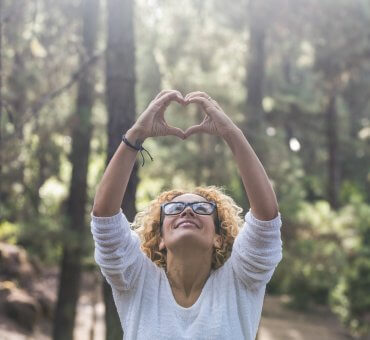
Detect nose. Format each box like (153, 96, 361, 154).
(180, 205, 195, 217)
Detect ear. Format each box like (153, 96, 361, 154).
(159, 237, 166, 251)
(213, 235, 222, 249)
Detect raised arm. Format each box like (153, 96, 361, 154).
(184, 91, 278, 221)
(92, 90, 186, 217)
(91, 90, 187, 291)
(222, 129, 278, 220)
(184, 91, 282, 290)
(92, 132, 139, 217)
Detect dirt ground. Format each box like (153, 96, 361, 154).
(0, 270, 354, 340)
(258, 295, 353, 340)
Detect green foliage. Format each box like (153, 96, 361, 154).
(17, 215, 65, 266)
(264, 132, 307, 218)
(270, 201, 355, 309)
(1, 0, 370, 337)
(0, 221, 20, 245)
(278, 237, 346, 309)
(269, 201, 370, 336)
(330, 203, 370, 338)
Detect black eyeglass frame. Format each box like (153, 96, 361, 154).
(159, 201, 221, 235)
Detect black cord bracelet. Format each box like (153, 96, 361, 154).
(122, 134, 154, 167)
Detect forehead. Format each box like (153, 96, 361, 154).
(171, 193, 207, 203)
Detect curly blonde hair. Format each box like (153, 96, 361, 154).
(132, 185, 244, 271)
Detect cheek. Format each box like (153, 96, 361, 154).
(200, 218, 216, 236)
(161, 217, 175, 234)
(205, 215, 216, 227)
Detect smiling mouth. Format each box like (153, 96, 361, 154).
(175, 222, 199, 229)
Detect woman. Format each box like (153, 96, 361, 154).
(91, 90, 283, 339)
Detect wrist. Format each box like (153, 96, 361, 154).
(222, 125, 242, 142)
(125, 127, 147, 147)
(123, 128, 154, 167)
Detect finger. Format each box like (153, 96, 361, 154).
(185, 91, 210, 101)
(187, 94, 222, 112)
(186, 93, 219, 109)
(184, 91, 199, 100)
(185, 91, 206, 99)
(165, 125, 186, 139)
(151, 91, 171, 106)
(210, 99, 222, 110)
(154, 89, 181, 99)
(187, 96, 214, 112)
(151, 93, 183, 117)
(154, 90, 171, 100)
(155, 91, 185, 109)
(153, 90, 184, 105)
(184, 124, 206, 138)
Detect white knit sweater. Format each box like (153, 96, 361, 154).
(91, 208, 282, 340)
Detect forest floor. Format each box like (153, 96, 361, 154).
(0, 269, 354, 340)
(258, 294, 352, 340)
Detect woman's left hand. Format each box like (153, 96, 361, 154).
(184, 91, 238, 139)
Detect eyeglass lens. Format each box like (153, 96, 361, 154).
(164, 202, 214, 215)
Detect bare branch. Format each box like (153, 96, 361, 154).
(2, 49, 104, 143)
(31, 50, 103, 114)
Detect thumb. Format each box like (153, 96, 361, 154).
(184, 124, 204, 138)
(165, 125, 186, 140)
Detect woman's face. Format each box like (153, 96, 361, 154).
(159, 193, 222, 253)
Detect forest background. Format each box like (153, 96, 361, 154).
(0, 0, 369, 339)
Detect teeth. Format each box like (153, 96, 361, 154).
(178, 222, 197, 228)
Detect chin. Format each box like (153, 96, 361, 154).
(166, 235, 211, 251)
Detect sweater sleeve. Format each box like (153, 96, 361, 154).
(90, 209, 145, 292)
(230, 209, 283, 291)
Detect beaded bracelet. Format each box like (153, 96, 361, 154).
(122, 134, 153, 167)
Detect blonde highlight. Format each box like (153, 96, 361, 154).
(132, 186, 244, 271)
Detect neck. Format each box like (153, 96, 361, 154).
(166, 250, 213, 297)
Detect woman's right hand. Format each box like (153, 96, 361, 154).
(128, 90, 186, 141)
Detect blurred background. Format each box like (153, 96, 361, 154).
(0, 0, 369, 339)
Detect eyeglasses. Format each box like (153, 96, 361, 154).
(161, 201, 217, 216)
(159, 201, 220, 234)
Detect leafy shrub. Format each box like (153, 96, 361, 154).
(270, 201, 355, 310)
(0, 221, 20, 244)
(17, 215, 65, 265)
(330, 202, 370, 338)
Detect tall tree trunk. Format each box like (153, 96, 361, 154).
(0, 0, 3, 205)
(245, 0, 266, 143)
(52, 1, 99, 339)
(241, 0, 268, 210)
(104, 0, 138, 339)
(8, 57, 28, 220)
(242, 0, 270, 176)
(326, 94, 340, 210)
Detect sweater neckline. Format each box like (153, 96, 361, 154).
(161, 269, 213, 312)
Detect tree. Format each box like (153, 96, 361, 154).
(104, 0, 138, 338)
(52, 0, 99, 339)
(0, 0, 3, 195)
(244, 0, 276, 164)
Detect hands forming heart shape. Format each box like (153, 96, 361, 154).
(131, 90, 237, 141)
